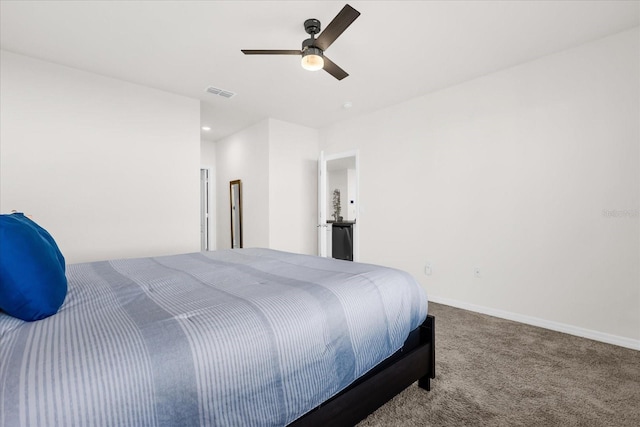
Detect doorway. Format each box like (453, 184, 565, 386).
(200, 167, 215, 251)
(318, 150, 359, 260)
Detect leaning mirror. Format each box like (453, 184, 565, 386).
(230, 180, 243, 248)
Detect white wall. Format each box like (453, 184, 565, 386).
(320, 28, 640, 345)
(0, 51, 201, 263)
(215, 118, 318, 254)
(268, 119, 319, 255)
(215, 120, 270, 249)
(347, 168, 356, 221)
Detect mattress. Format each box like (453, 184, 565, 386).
(0, 248, 427, 426)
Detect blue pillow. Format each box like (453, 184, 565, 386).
(10, 213, 66, 272)
(0, 213, 67, 321)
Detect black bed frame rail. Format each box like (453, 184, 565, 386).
(290, 315, 435, 427)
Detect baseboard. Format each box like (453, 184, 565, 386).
(429, 296, 640, 351)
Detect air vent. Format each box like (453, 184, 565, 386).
(206, 86, 236, 99)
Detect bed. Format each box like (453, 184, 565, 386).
(0, 248, 435, 426)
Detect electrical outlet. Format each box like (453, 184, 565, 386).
(424, 262, 432, 276)
(474, 267, 481, 278)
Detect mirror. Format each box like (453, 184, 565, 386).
(230, 180, 243, 248)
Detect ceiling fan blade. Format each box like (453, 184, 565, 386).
(241, 50, 301, 55)
(323, 56, 348, 80)
(315, 4, 360, 51)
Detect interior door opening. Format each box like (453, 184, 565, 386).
(318, 150, 359, 261)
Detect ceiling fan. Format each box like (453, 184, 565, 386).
(241, 4, 360, 81)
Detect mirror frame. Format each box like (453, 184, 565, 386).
(230, 180, 243, 248)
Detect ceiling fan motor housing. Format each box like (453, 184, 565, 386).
(304, 18, 321, 35)
(302, 37, 322, 54)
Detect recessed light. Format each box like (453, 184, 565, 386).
(201, 126, 211, 131)
(343, 101, 353, 109)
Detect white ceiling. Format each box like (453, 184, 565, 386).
(1, 1, 638, 142)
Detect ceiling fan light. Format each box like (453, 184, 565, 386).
(301, 48, 324, 71)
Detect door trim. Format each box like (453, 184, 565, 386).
(200, 166, 216, 251)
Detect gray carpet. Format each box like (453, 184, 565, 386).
(359, 303, 640, 426)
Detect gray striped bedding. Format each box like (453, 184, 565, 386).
(0, 248, 428, 426)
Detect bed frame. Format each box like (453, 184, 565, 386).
(290, 314, 435, 426)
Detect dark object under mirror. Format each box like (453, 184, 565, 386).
(332, 223, 353, 261)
